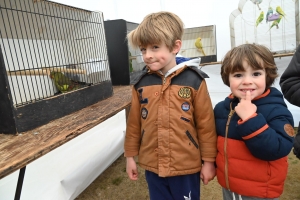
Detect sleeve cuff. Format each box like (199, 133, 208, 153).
(238, 113, 258, 124)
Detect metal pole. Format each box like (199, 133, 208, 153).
(14, 166, 26, 200)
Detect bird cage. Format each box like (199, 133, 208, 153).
(104, 19, 145, 85)
(179, 25, 217, 64)
(0, 0, 113, 134)
(229, 0, 296, 53)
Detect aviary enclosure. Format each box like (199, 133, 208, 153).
(180, 25, 217, 63)
(230, 0, 296, 52)
(0, 0, 112, 134)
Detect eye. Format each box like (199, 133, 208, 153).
(253, 72, 261, 76)
(253, 72, 262, 76)
(152, 45, 159, 49)
(140, 48, 146, 53)
(233, 73, 242, 78)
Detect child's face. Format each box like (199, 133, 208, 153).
(140, 42, 177, 74)
(229, 59, 266, 100)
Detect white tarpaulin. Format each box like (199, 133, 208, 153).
(0, 110, 126, 200)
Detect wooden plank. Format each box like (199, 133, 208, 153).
(0, 85, 132, 179)
(45, 67, 86, 74)
(7, 69, 49, 76)
(273, 52, 294, 58)
(7, 68, 86, 76)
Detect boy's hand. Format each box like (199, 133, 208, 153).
(235, 91, 257, 120)
(200, 161, 216, 185)
(126, 157, 138, 180)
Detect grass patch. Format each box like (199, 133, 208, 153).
(112, 177, 123, 186)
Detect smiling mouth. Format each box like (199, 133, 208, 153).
(240, 89, 255, 92)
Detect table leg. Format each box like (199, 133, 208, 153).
(14, 166, 26, 200)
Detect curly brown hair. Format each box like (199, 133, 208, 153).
(221, 44, 278, 89)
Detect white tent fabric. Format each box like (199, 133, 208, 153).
(0, 56, 299, 200)
(0, 110, 126, 200)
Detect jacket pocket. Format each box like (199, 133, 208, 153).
(186, 130, 199, 149)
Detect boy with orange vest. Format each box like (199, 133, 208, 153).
(215, 44, 294, 200)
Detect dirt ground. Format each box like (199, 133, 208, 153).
(76, 128, 300, 200)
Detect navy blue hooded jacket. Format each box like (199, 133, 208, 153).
(215, 87, 294, 161)
(214, 87, 294, 198)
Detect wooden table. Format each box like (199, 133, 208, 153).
(0, 85, 132, 199)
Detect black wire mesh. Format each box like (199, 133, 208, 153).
(0, 0, 110, 107)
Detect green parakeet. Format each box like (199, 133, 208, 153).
(50, 71, 80, 93)
(268, 15, 282, 31)
(266, 7, 273, 23)
(276, 6, 286, 17)
(256, 11, 264, 27)
(194, 37, 206, 56)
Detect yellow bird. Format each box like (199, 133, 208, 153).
(276, 6, 286, 18)
(194, 37, 206, 56)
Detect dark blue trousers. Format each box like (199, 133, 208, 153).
(145, 170, 200, 200)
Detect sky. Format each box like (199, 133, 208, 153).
(52, 0, 241, 60)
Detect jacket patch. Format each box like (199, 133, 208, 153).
(178, 87, 191, 99)
(180, 116, 190, 122)
(186, 131, 199, 149)
(181, 102, 190, 111)
(284, 124, 295, 137)
(138, 88, 148, 104)
(141, 108, 148, 119)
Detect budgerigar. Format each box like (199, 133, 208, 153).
(194, 37, 206, 56)
(50, 71, 80, 93)
(268, 15, 282, 31)
(276, 6, 286, 17)
(256, 11, 264, 27)
(266, 7, 273, 23)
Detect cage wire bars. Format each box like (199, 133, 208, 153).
(0, 0, 111, 107)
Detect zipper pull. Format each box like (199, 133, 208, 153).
(163, 77, 166, 84)
(226, 109, 235, 126)
(228, 109, 235, 117)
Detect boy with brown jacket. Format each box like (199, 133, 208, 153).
(124, 11, 217, 200)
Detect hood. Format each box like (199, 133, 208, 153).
(165, 58, 201, 78)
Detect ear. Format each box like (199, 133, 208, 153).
(172, 40, 182, 54)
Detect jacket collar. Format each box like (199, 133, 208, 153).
(146, 58, 201, 77)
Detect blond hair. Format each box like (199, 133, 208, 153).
(127, 11, 184, 51)
(221, 44, 278, 88)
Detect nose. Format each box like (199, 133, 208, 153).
(143, 50, 153, 60)
(242, 75, 252, 85)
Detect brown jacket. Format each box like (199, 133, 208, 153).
(124, 60, 217, 177)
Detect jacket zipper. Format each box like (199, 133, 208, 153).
(163, 77, 166, 84)
(224, 102, 235, 190)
